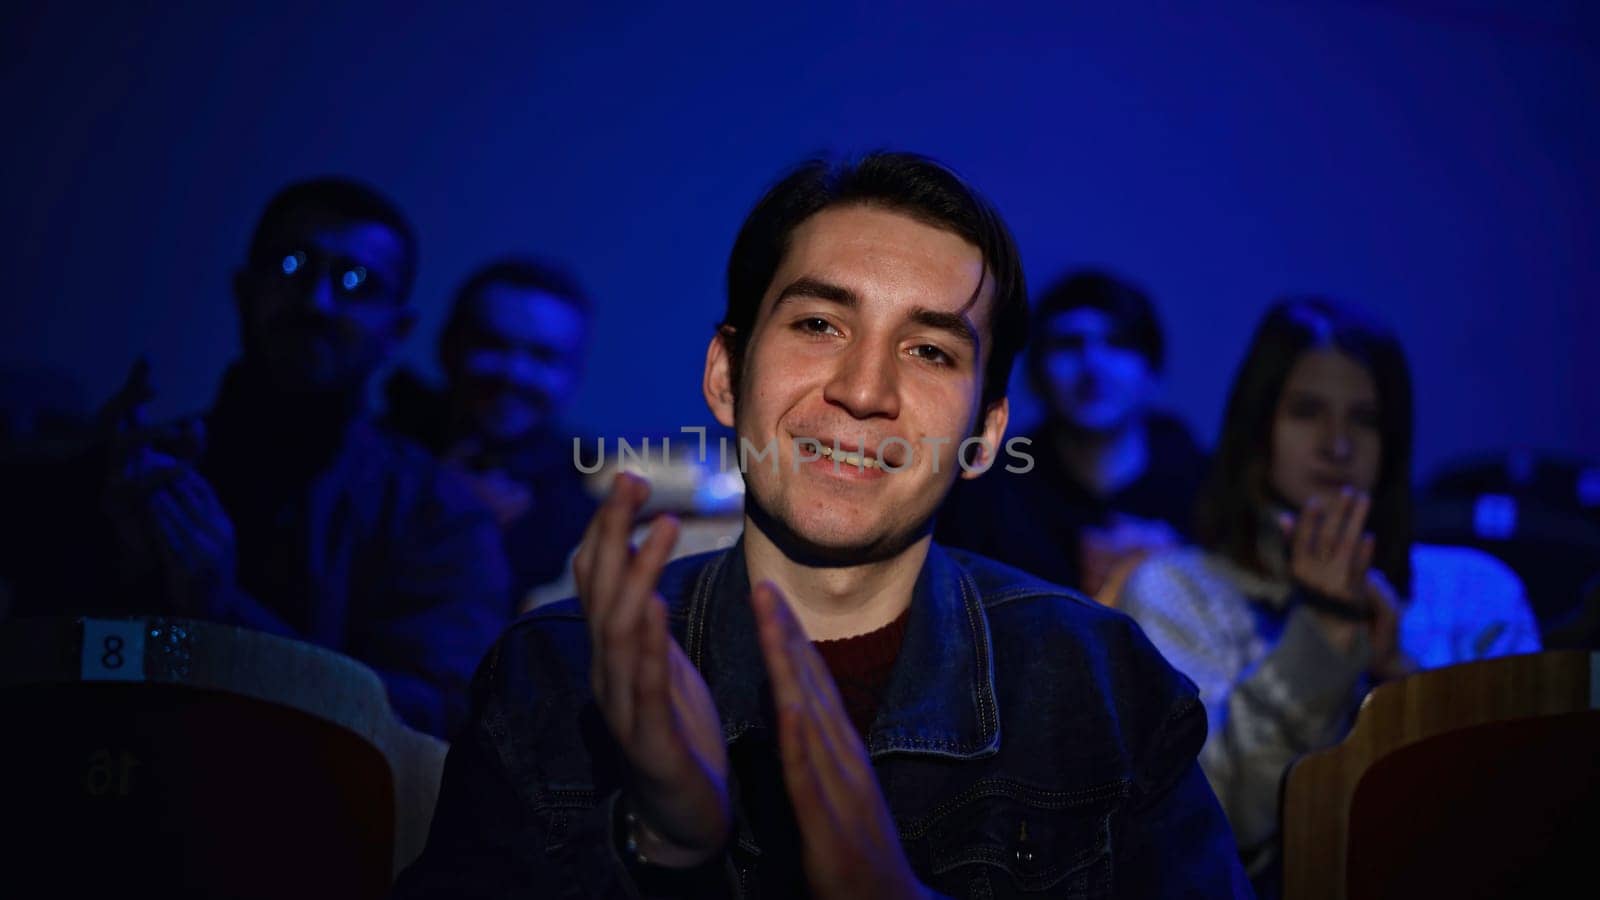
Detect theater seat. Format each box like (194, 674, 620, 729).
(1422, 450, 1600, 525)
(0, 616, 447, 899)
(1281, 650, 1600, 900)
(1412, 495, 1600, 637)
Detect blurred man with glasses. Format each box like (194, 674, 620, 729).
(11, 179, 510, 739)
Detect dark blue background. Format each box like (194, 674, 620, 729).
(4, 0, 1595, 477)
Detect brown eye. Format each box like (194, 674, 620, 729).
(909, 344, 953, 366)
(796, 317, 840, 336)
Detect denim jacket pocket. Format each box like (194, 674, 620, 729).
(533, 786, 600, 851)
(902, 778, 1123, 898)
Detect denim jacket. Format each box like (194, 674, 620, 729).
(396, 542, 1250, 898)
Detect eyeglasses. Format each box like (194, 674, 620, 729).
(267, 248, 395, 304)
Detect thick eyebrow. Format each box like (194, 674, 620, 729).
(909, 307, 978, 353)
(773, 276, 978, 352)
(773, 276, 858, 310)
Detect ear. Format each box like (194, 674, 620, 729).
(703, 326, 737, 429)
(959, 396, 1011, 480)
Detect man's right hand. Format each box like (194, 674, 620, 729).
(98, 360, 237, 616)
(96, 359, 206, 470)
(572, 473, 730, 867)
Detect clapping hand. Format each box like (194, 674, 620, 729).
(573, 474, 731, 866)
(99, 360, 238, 617)
(752, 582, 929, 900)
(1278, 489, 1404, 675)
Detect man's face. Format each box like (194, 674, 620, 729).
(446, 285, 587, 443)
(235, 216, 413, 395)
(1036, 308, 1154, 434)
(705, 205, 1008, 562)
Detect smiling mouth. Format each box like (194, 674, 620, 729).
(817, 445, 883, 469)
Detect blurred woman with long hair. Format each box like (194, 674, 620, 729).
(1119, 297, 1539, 893)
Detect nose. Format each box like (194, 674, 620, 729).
(503, 352, 540, 389)
(1082, 336, 1111, 367)
(297, 271, 337, 317)
(1322, 417, 1353, 462)
(823, 343, 900, 421)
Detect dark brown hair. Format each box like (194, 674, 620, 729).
(722, 151, 1028, 413)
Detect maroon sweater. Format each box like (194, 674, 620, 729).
(811, 608, 912, 737)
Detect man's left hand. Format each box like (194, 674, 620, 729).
(751, 581, 929, 900)
(114, 448, 239, 618)
(1079, 514, 1180, 597)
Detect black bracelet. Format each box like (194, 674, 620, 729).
(1291, 584, 1375, 622)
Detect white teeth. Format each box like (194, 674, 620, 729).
(817, 446, 879, 468)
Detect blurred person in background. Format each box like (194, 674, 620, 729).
(1117, 297, 1540, 896)
(937, 270, 1207, 598)
(2, 178, 510, 739)
(385, 258, 597, 607)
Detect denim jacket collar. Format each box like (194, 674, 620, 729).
(680, 540, 1001, 761)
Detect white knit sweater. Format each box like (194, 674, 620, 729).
(1117, 542, 1540, 871)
